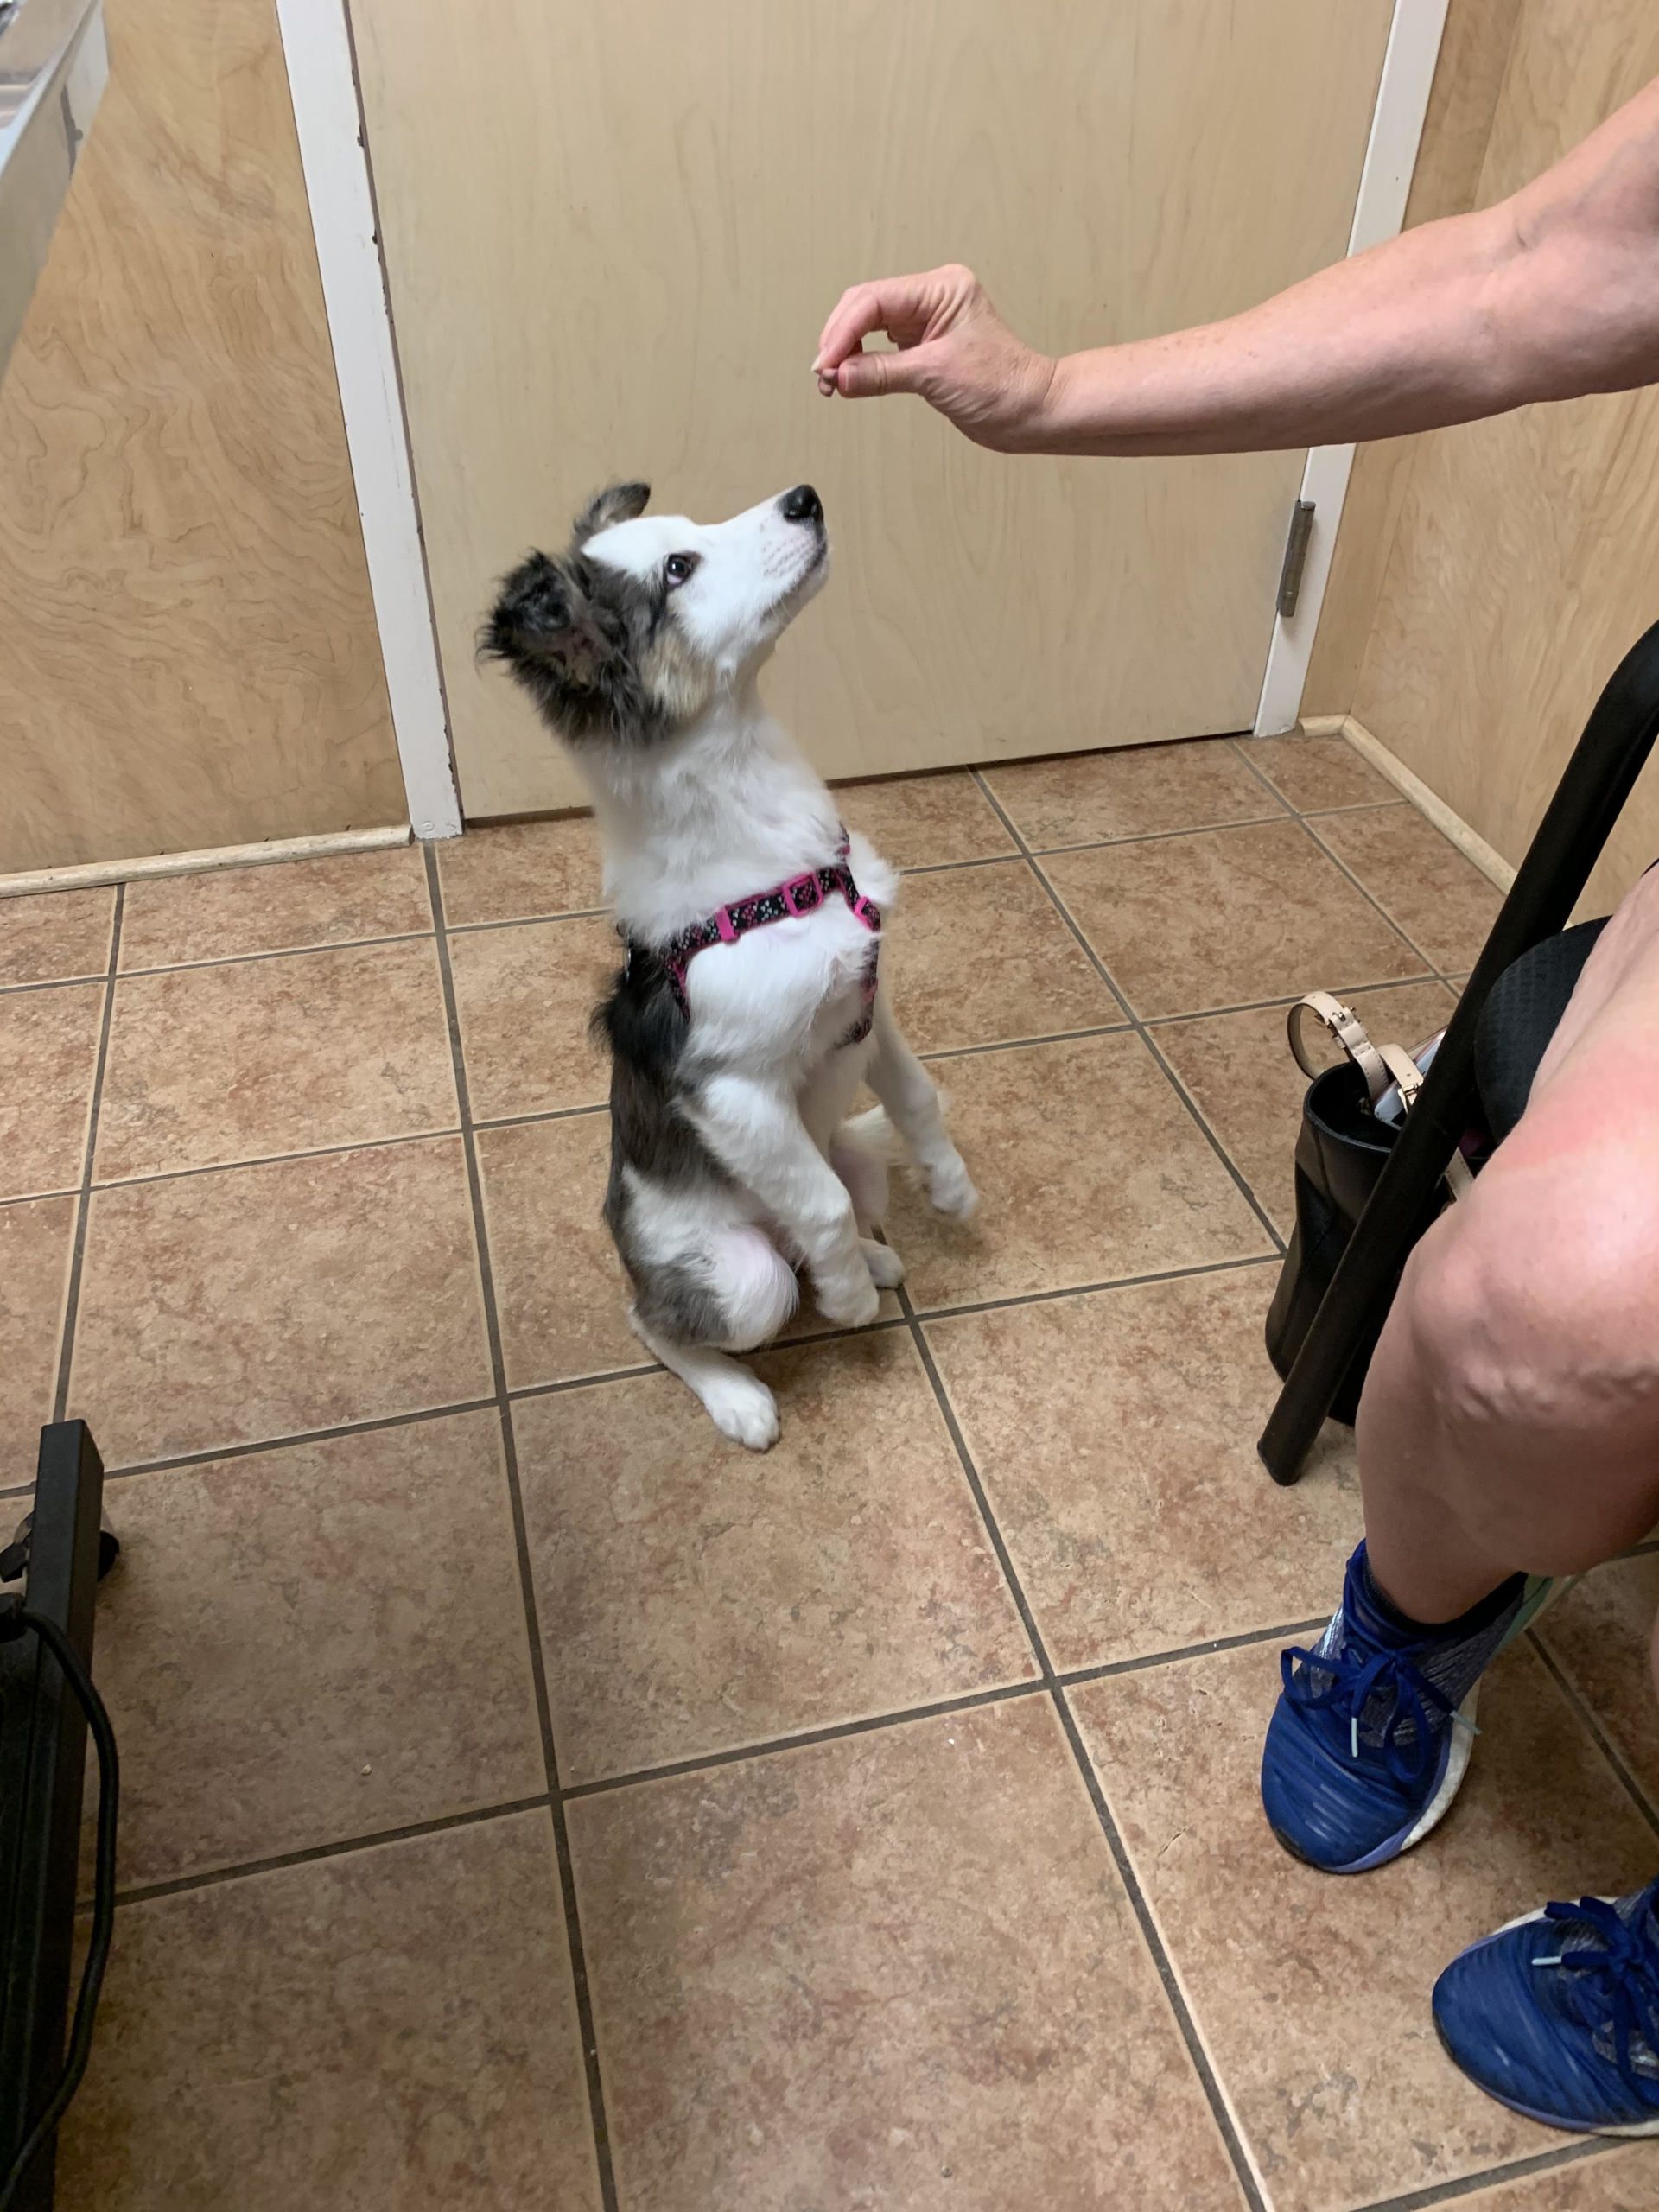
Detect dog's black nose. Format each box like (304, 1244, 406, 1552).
(779, 483, 823, 525)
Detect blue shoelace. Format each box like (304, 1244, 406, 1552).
(1281, 1624, 1464, 1785)
(1531, 1895, 1659, 2106)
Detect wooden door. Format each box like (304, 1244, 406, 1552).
(351, 0, 1393, 817)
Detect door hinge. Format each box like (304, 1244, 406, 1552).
(1275, 499, 1316, 619)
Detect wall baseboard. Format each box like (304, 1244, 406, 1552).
(0, 822, 412, 900)
(1300, 714, 1516, 893)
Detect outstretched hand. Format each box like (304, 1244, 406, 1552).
(812, 264, 1057, 452)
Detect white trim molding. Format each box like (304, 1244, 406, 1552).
(0, 823, 413, 900)
(1253, 0, 1450, 737)
(273, 0, 462, 840)
(1302, 713, 1516, 889)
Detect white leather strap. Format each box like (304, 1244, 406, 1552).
(1290, 996, 1471, 1202)
(1287, 991, 1390, 1104)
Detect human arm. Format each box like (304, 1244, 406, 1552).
(812, 74, 1659, 455)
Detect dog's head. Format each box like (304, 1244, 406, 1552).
(482, 481, 829, 749)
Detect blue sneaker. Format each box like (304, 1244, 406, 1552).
(1433, 1879, 1659, 2134)
(1261, 1544, 1558, 1873)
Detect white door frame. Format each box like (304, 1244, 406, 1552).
(272, 0, 462, 840)
(276, 0, 1446, 817)
(1253, 0, 1449, 736)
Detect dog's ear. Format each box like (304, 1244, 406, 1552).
(481, 550, 615, 694)
(573, 480, 651, 540)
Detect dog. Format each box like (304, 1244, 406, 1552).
(483, 480, 977, 1448)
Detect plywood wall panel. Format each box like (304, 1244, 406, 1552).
(0, 0, 404, 876)
(1350, 0, 1659, 915)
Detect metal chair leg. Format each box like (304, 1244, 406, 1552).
(1259, 616, 1659, 1484)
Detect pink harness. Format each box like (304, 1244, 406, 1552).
(649, 831, 883, 1044)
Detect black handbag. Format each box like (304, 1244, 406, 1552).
(1264, 918, 1611, 1424)
(1263, 993, 1467, 1426)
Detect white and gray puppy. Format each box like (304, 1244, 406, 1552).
(484, 480, 976, 1449)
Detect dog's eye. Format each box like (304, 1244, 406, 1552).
(664, 553, 699, 588)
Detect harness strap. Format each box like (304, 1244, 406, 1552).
(638, 830, 883, 1041)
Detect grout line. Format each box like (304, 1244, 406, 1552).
(970, 773, 1288, 1258)
(90, 1397, 501, 1484)
(505, 1315, 913, 1407)
(919, 1020, 1133, 1063)
(1058, 1617, 1327, 1690)
(82, 1104, 617, 1197)
(1142, 974, 1456, 1031)
(1296, 811, 1460, 988)
(424, 844, 619, 2211)
(1527, 1628, 1659, 1840)
(89, 1125, 466, 1193)
(562, 1680, 1050, 1801)
(472, 1101, 607, 1135)
(1226, 739, 1459, 990)
(1023, 810, 1293, 857)
(109, 1795, 555, 1910)
(111, 928, 435, 980)
(893, 1274, 1270, 2212)
(1351, 2139, 1618, 2212)
(913, 1251, 1280, 1326)
(897, 851, 1027, 878)
(53, 884, 124, 1422)
(0, 970, 111, 998)
(446, 905, 612, 935)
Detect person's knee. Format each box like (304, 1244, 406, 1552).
(1399, 1173, 1659, 1453)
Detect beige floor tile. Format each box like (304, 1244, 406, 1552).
(516, 1332, 1033, 1784)
(0, 886, 114, 985)
(927, 1266, 1360, 1670)
(1071, 1640, 1659, 2212)
(95, 942, 457, 1181)
(1045, 817, 1427, 1018)
(1243, 734, 1398, 814)
(1535, 1554, 1659, 1814)
(476, 1112, 639, 1387)
(1450, 2145, 1659, 2209)
(570, 1697, 1243, 2212)
(69, 1137, 492, 1465)
(1316, 804, 1504, 972)
(0, 981, 102, 1200)
(1156, 978, 1458, 1231)
(437, 815, 605, 925)
(88, 1412, 543, 1888)
(57, 1814, 602, 2212)
(984, 738, 1284, 849)
(448, 915, 615, 1121)
(885, 1032, 1270, 1311)
(119, 847, 431, 969)
(0, 1195, 73, 1491)
(836, 769, 1017, 868)
(885, 860, 1122, 1055)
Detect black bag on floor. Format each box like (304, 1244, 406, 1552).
(1264, 920, 1609, 1425)
(1263, 995, 1456, 1426)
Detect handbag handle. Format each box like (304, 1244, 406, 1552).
(1287, 990, 1391, 1103)
(1287, 995, 1472, 1199)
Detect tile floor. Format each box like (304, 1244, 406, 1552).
(3, 731, 1655, 2212)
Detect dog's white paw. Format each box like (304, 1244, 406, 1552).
(860, 1237, 906, 1288)
(703, 1372, 779, 1452)
(816, 1271, 881, 1329)
(926, 1156, 979, 1221)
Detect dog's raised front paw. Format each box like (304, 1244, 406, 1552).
(926, 1155, 979, 1221)
(704, 1371, 780, 1452)
(860, 1237, 906, 1289)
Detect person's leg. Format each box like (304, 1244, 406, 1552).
(1263, 866, 1659, 1878)
(1359, 861, 1659, 1622)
